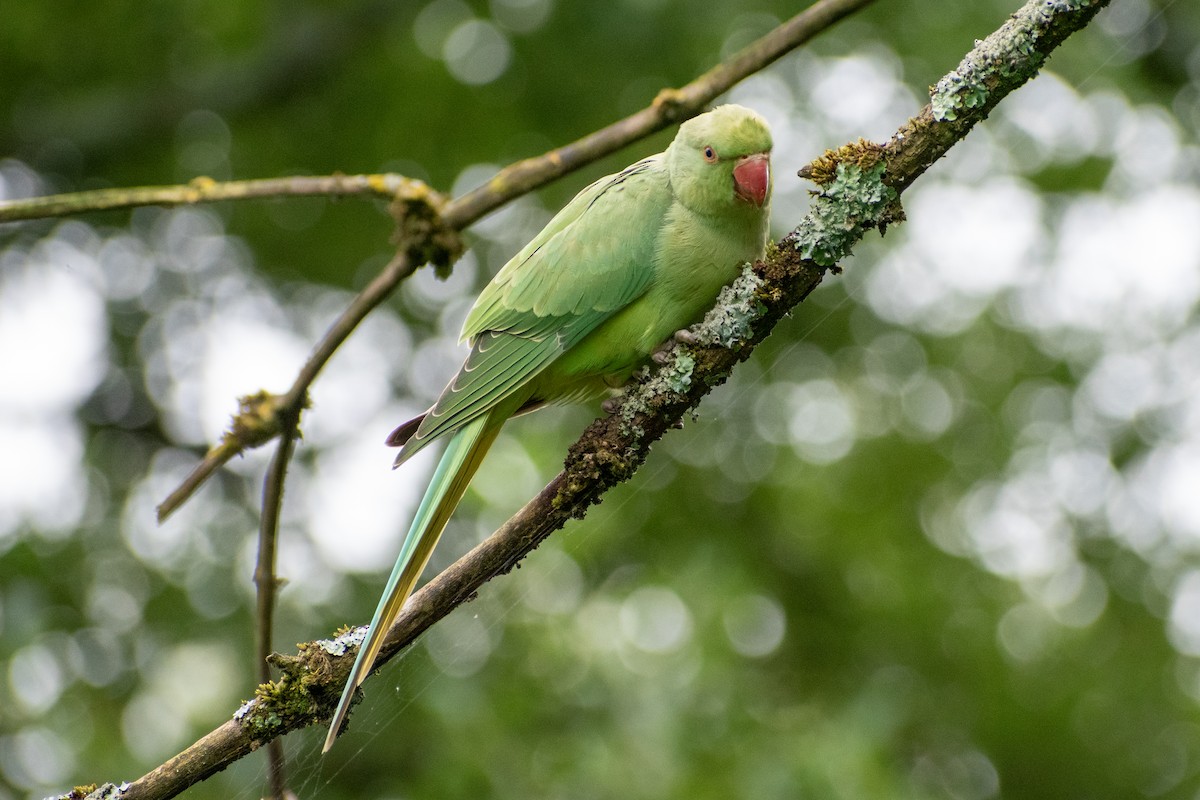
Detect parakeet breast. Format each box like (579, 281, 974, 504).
(532, 197, 768, 402)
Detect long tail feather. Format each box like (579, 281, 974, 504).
(323, 413, 502, 752)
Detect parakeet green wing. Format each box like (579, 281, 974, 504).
(395, 156, 671, 465)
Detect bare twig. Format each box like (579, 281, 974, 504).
(153, 443, 237, 525)
(65, 2, 1113, 798)
(0, 174, 424, 222)
(254, 420, 298, 800)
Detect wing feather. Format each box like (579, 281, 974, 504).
(396, 154, 673, 465)
(462, 155, 666, 340)
(397, 334, 560, 464)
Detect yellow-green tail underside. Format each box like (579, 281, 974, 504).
(323, 412, 502, 752)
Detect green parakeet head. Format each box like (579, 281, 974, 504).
(667, 104, 773, 215)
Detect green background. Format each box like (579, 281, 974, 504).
(3, 0, 1200, 798)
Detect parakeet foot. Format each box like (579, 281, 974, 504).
(651, 328, 701, 364)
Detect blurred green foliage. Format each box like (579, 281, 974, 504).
(3, 1, 1200, 799)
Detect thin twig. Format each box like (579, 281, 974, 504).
(0, 0, 872, 228)
(280, 251, 415, 412)
(75, 2, 1112, 798)
(154, 443, 239, 524)
(254, 420, 298, 800)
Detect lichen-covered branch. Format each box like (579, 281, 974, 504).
(62, 2, 1112, 798)
(883, 0, 1108, 193)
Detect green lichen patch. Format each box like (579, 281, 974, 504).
(931, 69, 991, 121)
(791, 160, 898, 268)
(928, 0, 1098, 121)
(233, 636, 347, 739)
(316, 625, 367, 657)
(802, 139, 887, 186)
(82, 783, 130, 800)
(691, 265, 767, 349)
(240, 670, 320, 739)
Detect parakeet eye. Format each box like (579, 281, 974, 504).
(702, 145, 718, 163)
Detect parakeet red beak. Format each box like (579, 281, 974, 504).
(733, 153, 770, 207)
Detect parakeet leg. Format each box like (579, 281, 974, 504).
(650, 327, 703, 365)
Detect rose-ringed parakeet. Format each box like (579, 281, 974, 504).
(324, 104, 772, 752)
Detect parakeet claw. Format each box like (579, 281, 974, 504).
(602, 397, 621, 415)
(651, 329, 698, 365)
